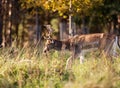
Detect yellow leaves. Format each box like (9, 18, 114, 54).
(58, 10, 68, 18)
(26, 0, 33, 4)
(20, 0, 104, 17)
(35, 1, 41, 7)
(84, 0, 90, 5)
(59, 11, 63, 16)
(77, 8, 81, 12)
(63, 15, 67, 19)
(43, 1, 50, 10)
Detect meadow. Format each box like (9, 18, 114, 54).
(0, 46, 120, 88)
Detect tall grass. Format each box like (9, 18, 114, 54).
(0, 47, 120, 88)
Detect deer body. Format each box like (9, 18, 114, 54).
(43, 25, 120, 69)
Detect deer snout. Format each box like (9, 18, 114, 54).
(43, 46, 49, 53)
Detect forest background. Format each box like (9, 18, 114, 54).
(0, 0, 120, 47)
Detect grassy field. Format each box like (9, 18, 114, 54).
(0, 46, 120, 88)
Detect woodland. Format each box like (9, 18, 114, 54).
(0, 0, 120, 47)
(0, 0, 120, 88)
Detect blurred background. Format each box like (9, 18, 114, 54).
(0, 0, 120, 47)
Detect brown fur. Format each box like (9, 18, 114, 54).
(43, 33, 119, 69)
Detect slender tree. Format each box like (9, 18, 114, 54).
(8, 0, 12, 46)
(0, 0, 3, 47)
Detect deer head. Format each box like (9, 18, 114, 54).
(43, 25, 57, 54)
(43, 38, 55, 53)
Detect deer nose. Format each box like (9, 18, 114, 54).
(43, 49, 46, 53)
(43, 47, 48, 53)
(43, 49, 47, 53)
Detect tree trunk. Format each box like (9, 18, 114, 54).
(36, 8, 41, 45)
(14, 0, 20, 46)
(69, 14, 73, 36)
(59, 19, 67, 40)
(81, 15, 88, 34)
(15, 23, 19, 46)
(109, 14, 118, 34)
(2, 0, 7, 47)
(69, 0, 74, 37)
(0, 0, 3, 47)
(21, 15, 25, 47)
(36, 8, 39, 42)
(4, 0, 12, 47)
(7, 0, 12, 46)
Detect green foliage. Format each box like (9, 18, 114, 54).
(0, 47, 120, 88)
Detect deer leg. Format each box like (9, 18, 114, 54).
(66, 54, 80, 70)
(111, 40, 117, 57)
(112, 36, 120, 57)
(66, 48, 81, 70)
(79, 51, 85, 64)
(65, 56, 73, 70)
(65, 44, 75, 70)
(66, 54, 76, 70)
(105, 39, 114, 57)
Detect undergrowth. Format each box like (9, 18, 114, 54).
(0, 47, 120, 88)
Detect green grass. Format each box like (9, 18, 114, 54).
(0, 47, 120, 88)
